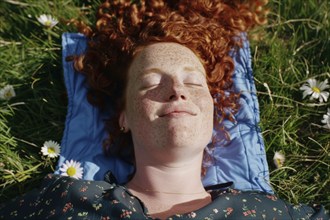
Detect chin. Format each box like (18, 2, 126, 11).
(166, 123, 212, 143)
(161, 132, 210, 151)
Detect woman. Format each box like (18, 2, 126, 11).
(0, 0, 328, 219)
(119, 41, 214, 218)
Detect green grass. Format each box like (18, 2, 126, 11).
(251, 0, 330, 208)
(1, 0, 329, 211)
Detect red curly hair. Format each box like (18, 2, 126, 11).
(72, 0, 268, 166)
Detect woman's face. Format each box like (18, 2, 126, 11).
(120, 42, 214, 158)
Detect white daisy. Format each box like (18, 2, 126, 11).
(273, 151, 285, 169)
(299, 78, 329, 103)
(41, 140, 61, 158)
(321, 108, 330, 129)
(0, 85, 16, 100)
(37, 14, 58, 28)
(59, 159, 83, 179)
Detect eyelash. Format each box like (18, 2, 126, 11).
(140, 79, 204, 90)
(145, 82, 203, 87)
(140, 83, 161, 90)
(184, 82, 203, 87)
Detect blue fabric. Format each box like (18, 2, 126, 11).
(56, 32, 273, 193)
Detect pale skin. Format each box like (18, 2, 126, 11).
(119, 42, 214, 219)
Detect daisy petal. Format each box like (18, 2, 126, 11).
(300, 78, 330, 103)
(0, 85, 16, 100)
(319, 92, 329, 103)
(37, 14, 58, 28)
(59, 159, 84, 179)
(321, 109, 330, 129)
(41, 140, 61, 158)
(319, 79, 329, 90)
(273, 151, 285, 169)
(307, 78, 316, 87)
(311, 92, 320, 100)
(302, 89, 313, 98)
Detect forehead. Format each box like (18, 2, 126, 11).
(128, 42, 205, 79)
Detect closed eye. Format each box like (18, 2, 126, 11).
(140, 83, 161, 90)
(184, 82, 203, 87)
(139, 74, 162, 90)
(183, 73, 206, 87)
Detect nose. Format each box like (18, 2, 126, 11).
(167, 83, 188, 101)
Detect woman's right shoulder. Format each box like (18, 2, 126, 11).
(0, 174, 113, 219)
(41, 173, 112, 190)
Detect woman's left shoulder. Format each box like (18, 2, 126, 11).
(209, 188, 329, 219)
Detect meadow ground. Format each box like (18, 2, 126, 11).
(1, 0, 329, 210)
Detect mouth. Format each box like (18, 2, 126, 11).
(159, 108, 197, 117)
(160, 112, 191, 117)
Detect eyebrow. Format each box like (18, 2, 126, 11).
(142, 68, 163, 75)
(182, 66, 206, 75)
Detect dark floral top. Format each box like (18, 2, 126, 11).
(0, 174, 328, 220)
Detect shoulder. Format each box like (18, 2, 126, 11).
(41, 173, 113, 194)
(209, 188, 329, 219)
(1, 174, 150, 219)
(0, 174, 119, 219)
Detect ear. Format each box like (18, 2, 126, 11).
(119, 111, 129, 131)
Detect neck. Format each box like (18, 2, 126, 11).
(129, 151, 205, 196)
(125, 144, 212, 218)
(126, 152, 211, 218)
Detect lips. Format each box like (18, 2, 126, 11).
(159, 106, 197, 117)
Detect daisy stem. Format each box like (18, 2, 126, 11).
(47, 32, 52, 42)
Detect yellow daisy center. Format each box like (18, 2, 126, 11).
(312, 86, 321, 93)
(276, 159, 283, 167)
(47, 147, 55, 154)
(4, 91, 12, 98)
(45, 20, 52, 27)
(67, 167, 76, 176)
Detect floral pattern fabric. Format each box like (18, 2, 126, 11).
(0, 174, 328, 219)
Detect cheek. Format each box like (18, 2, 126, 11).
(126, 94, 157, 125)
(193, 90, 214, 115)
(195, 91, 214, 137)
(199, 92, 214, 139)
